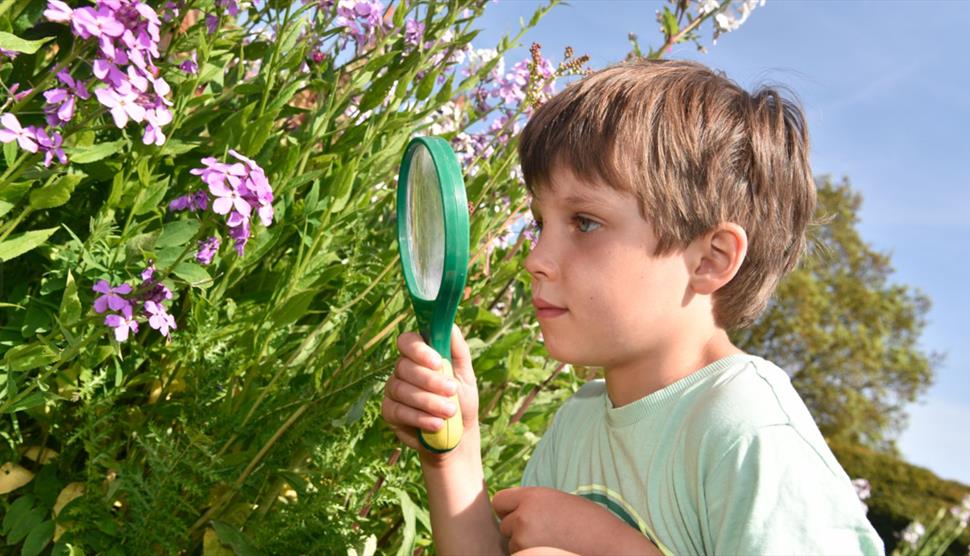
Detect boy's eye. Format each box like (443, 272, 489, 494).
(574, 215, 601, 233)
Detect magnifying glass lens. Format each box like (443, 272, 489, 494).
(406, 144, 444, 300)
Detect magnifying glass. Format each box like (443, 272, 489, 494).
(396, 136, 470, 453)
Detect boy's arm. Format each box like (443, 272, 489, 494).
(420, 425, 507, 556)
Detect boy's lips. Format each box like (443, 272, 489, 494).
(532, 297, 567, 318)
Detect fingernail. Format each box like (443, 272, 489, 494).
(443, 401, 457, 415)
(445, 379, 458, 394)
(430, 353, 442, 369)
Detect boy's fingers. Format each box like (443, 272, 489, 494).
(385, 375, 457, 419)
(381, 394, 444, 433)
(397, 332, 442, 370)
(491, 487, 520, 518)
(394, 358, 457, 397)
(450, 324, 475, 384)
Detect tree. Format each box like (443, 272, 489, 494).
(734, 176, 939, 452)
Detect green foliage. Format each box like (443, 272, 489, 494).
(0, 0, 579, 552)
(735, 176, 937, 452)
(830, 439, 970, 556)
(0, 0, 943, 554)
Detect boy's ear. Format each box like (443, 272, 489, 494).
(687, 223, 748, 295)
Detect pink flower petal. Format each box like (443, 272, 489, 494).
(212, 196, 233, 215)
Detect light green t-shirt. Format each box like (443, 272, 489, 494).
(520, 353, 885, 555)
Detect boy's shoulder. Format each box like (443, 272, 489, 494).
(686, 354, 809, 433)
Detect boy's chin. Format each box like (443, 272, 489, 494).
(543, 339, 603, 368)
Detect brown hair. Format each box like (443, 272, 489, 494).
(518, 58, 816, 330)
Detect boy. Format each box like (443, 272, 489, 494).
(382, 59, 884, 555)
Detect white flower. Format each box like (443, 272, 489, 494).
(901, 521, 925, 548)
(697, 0, 720, 16)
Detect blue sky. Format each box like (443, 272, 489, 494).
(474, 0, 970, 484)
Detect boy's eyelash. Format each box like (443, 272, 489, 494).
(529, 216, 601, 233)
(573, 215, 601, 233)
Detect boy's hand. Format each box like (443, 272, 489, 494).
(493, 487, 661, 555)
(382, 325, 480, 461)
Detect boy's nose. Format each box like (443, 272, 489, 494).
(524, 236, 559, 281)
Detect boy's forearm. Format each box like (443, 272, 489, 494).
(420, 427, 506, 556)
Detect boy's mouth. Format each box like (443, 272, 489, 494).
(532, 297, 567, 319)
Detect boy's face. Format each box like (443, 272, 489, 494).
(525, 165, 693, 369)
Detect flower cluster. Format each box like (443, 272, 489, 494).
(0, 113, 67, 167)
(93, 263, 176, 342)
(698, 0, 766, 41)
(44, 0, 173, 145)
(900, 521, 925, 548)
(188, 150, 274, 257)
(851, 477, 871, 513)
(335, 0, 388, 49)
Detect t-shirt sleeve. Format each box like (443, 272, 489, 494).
(520, 405, 564, 488)
(703, 424, 885, 556)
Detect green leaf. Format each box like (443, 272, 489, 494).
(240, 111, 276, 154)
(198, 62, 226, 87)
(21, 519, 53, 556)
(4, 392, 47, 414)
(58, 271, 81, 326)
(210, 521, 263, 556)
(4, 344, 58, 372)
(328, 158, 358, 213)
(3, 142, 17, 167)
(358, 69, 398, 113)
(5, 504, 42, 545)
(2, 495, 35, 535)
(414, 69, 437, 101)
(172, 261, 211, 288)
(133, 175, 170, 216)
(0, 227, 58, 262)
(29, 172, 85, 210)
(0, 200, 14, 218)
(64, 140, 125, 164)
(271, 291, 315, 327)
(0, 31, 53, 54)
(155, 219, 200, 248)
(159, 139, 200, 156)
(267, 79, 307, 114)
(391, 487, 417, 556)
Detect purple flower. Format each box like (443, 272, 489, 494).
(46, 0, 170, 145)
(228, 218, 250, 256)
(34, 128, 68, 167)
(57, 70, 90, 99)
(93, 279, 132, 313)
(205, 13, 218, 33)
(144, 300, 176, 337)
(0, 114, 39, 153)
(105, 304, 139, 341)
(196, 235, 220, 265)
(72, 6, 125, 40)
(217, 0, 240, 16)
(133, 261, 174, 307)
(160, 1, 180, 22)
(403, 18, 423, 46)
(8, 84, 32, 102)
(335, 0, 387, 48)
(190, 151, 274, 257)
(141, 261, 156, 281)
(179, 51, 198, 74)
(95, 85, 146, 128)
(168, 189, 208, 212)
(43, 0, 73, 23)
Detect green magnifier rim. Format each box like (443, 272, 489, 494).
(396, 136, 469, 362)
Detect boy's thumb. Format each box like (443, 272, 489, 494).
(449, 324, 475, 384)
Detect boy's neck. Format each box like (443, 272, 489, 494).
(603, 329, 743, 408)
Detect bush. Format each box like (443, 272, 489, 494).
(830, 439, 970, 555)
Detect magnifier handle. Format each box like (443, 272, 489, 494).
(418, 358, 464, 453)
